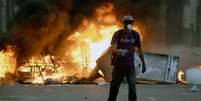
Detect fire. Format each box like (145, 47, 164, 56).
(1, 3, 142, 84)
(0, 46, 16, 78)
(178, 70, 187, 83)
(17, 55, 83, 84)
(68, 23, 119, 69)
(65, 3, 143, 82)
(67, 3, 142, 70)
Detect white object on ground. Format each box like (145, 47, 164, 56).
(186, 68, 201, 92)
(186, 68, 201, 84)
(191, 84, 200, 92)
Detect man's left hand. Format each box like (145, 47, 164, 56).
(141, 63, 146, 73)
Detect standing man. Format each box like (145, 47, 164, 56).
(108, 15, 146, 101)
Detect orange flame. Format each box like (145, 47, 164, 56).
(1, 3, 143, 84)
(178, 70, 187, 83)
(67, 3, 119, 70)
(67, 3, 142, 70)
(0, 46, 16, 78)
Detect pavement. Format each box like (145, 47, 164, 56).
(0, 84, 201, 101)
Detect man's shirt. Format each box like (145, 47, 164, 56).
(111, 29, 141, 66)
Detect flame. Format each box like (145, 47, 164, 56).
(17, 54, 89, 84)
(18, 55, 70, 84)
(0, 46, 16, 78)
(1, 3, 143, 84)
(67, 3, 142, 70)
(178, 70, 187, 83)
(66, 3, 142, 79)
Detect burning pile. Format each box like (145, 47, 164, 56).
(0, 0, 190, 85)
(66, 3, 120, 69)
(0, 1, 124, 84)
(0, 46, 16, 78)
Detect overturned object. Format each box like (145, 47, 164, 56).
(88, 50, 179, 83)
(135, 52, 179, 83)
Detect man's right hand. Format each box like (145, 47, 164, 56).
(117, 49, 128, 56)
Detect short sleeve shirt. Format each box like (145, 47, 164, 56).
(111, 29, 141, 65)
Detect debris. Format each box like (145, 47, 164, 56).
(191, 84, 200, 92)
(88, 51, 179, 83)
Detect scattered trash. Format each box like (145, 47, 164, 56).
(191, 84, 200, 92)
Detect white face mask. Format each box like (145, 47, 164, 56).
(127, 24, 133, 31)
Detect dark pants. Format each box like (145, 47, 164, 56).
(108, 64, 137, 101)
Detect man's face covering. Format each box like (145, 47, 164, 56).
(123, 20, 134, 31)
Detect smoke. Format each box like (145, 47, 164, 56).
(112, 0, 162, 45)
(1, 0, 200, 69)
(0, 0, 164, 67)
(9, 0, 67, 66)
(0, 0, 108, 67)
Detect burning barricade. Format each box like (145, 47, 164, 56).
(0, 1, 184, 85)
(0, 2, 118, 85)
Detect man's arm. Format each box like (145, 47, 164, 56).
(110, 44, 118, 53)
(135, 32, 146, 73)
(137, 46, 145, 65)
(137, 46, 146, 73)
(110, 31, 124, 55)
(109, 44, 122, 56)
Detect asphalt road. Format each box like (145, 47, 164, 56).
(0, 84, 201, 101)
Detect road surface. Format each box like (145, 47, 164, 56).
(0, 84, 201, 101)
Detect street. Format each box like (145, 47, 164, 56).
(0, 84, 200, 101)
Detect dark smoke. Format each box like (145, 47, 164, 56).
(10, 0, 62, 66)
(1, 0, 163, 67)
(1, 0, 107, 67)
(1, 0, 199, 69)
(112, 0, 162, 45)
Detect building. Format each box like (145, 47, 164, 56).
(0, 0, 17, 33)
(0, 0, 201, 45)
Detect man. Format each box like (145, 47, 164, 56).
(108, 15, 146, 101)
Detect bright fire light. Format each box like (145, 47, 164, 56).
(178, 70, 187, 83)
(67, 3, 121, 69)
(0, 46, 16, 78)
(1, 3, 142, 84)
(67, 3, 142, 70)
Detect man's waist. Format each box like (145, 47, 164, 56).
(117, 49, 134, 54)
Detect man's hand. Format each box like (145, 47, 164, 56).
(117, 49, 128, 56)
(141, 63, 146, 73)
(137, 46, 146, 74)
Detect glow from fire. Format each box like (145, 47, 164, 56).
(67, 3, 142, 70)
(18, 55, 79, 84)
(68, 24, 119, 69)
(178, 70, 187, 83)
(67, 3, 120, 69)
(0, 46, 16, 78)
(1, 3, 142, 84)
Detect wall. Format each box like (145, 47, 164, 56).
(0, 0, 16, 33)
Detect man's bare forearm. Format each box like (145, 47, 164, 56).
(110, 44, 119, 54)
(138, 47, 145, 64)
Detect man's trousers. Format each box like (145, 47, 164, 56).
(108, 64, 137, 101)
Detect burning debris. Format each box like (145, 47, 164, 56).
(0, 1, 123, 85)
(0, 46, 16, 78)
(177, 70, 187, 84)
(0, 0, 195, 85)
